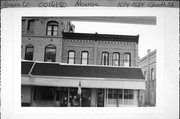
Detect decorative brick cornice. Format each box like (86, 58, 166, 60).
(63, 32, 139, 43)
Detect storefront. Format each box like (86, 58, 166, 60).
(21, 61, 145, 107)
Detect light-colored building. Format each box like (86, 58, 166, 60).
(138, 49, 156, 106)
(21, 17, 145, 107)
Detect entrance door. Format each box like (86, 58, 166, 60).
(70, 88, 80, 107)
(59, 88, 68, 107)
(97, 89, 104, 107)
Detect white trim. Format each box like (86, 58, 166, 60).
(27, 75, 145, 82)
(21, 76, 145, 89)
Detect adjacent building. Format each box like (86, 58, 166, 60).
(21, 17, 145, 107)
(138, 49, 156, 106)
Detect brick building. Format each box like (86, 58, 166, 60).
(21, 17, 145, 107)
(138, 49, 156, 106)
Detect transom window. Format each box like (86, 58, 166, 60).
(25, 44, 34, 60)
(46, 21, 58, 36)
(44, 45, 56, 62)
(81, 51, 89, 65)
(101, 52, 109, 66)
(112, 52, 120, 66)
(124, 53, 131, 67)
(68, 51, 75, 64)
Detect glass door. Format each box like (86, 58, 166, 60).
(97, 89, 104, 107)
(70, 88, 80, 107)
(59, 87, 68, 107)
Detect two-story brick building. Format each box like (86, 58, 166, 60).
(138, 49, 156, 106)
(21, 17, 145, 107)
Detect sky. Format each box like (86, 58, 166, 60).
(71, 21, 158, 59)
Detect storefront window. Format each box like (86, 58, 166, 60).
(124, 89, 134, 105)
(107, 89, 134, 106)
(108, 89, 118, 106)
(34, 86, 55, 101)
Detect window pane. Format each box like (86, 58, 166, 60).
(82, 52, 88, 58)
(47, 26, 52, 30)
(68, 51, 75, 64)
(26, 47, 33, 53)
(25, 45, 34, 60)
(113, 53, 120, 66)
(53, 31, 58, 36)
(46, 21, 58, 36)
(102, 52, 109, 65)
(53, 26, 58, 30)
(124, 53, 131, 67)
(47, 31, 51, 36)
(45, 45, 56, 62)
(69, 52, 75, 58)
(46, 48, 56, 53)
(69, 59, 74, 64)
(81, 52, 88, 65)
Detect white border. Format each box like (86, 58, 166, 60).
(1, 8, 179, 119)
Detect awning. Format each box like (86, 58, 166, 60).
(22, 77, 79, 87)
(22, 61, 145, 89)
(22, 76, 145, 89)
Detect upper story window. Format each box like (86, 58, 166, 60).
(44, 44, 56, 62)
(81, 51, 89, 65)
(46, 21, 58, 36)
(25, 44, 34, 61)
(151, 68, 155, 80)
(124, 53, 131, 67)
(112, 52, 120, 66)
(27, 20, 34, 31)
(101, 52, 109, 66)
(68, 50, 75, 64)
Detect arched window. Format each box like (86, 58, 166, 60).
(101, 52, 109, 66)
(151, 68, 155, 80)
(44, 44, 56, 62)
(46, 21, 58, 36)
(81, 51, 89, 65)
(112, 52, 120, 66)
(25, 44, 34, 60)
(124, 53, 131, 67)
(68, 50, 75, 64)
